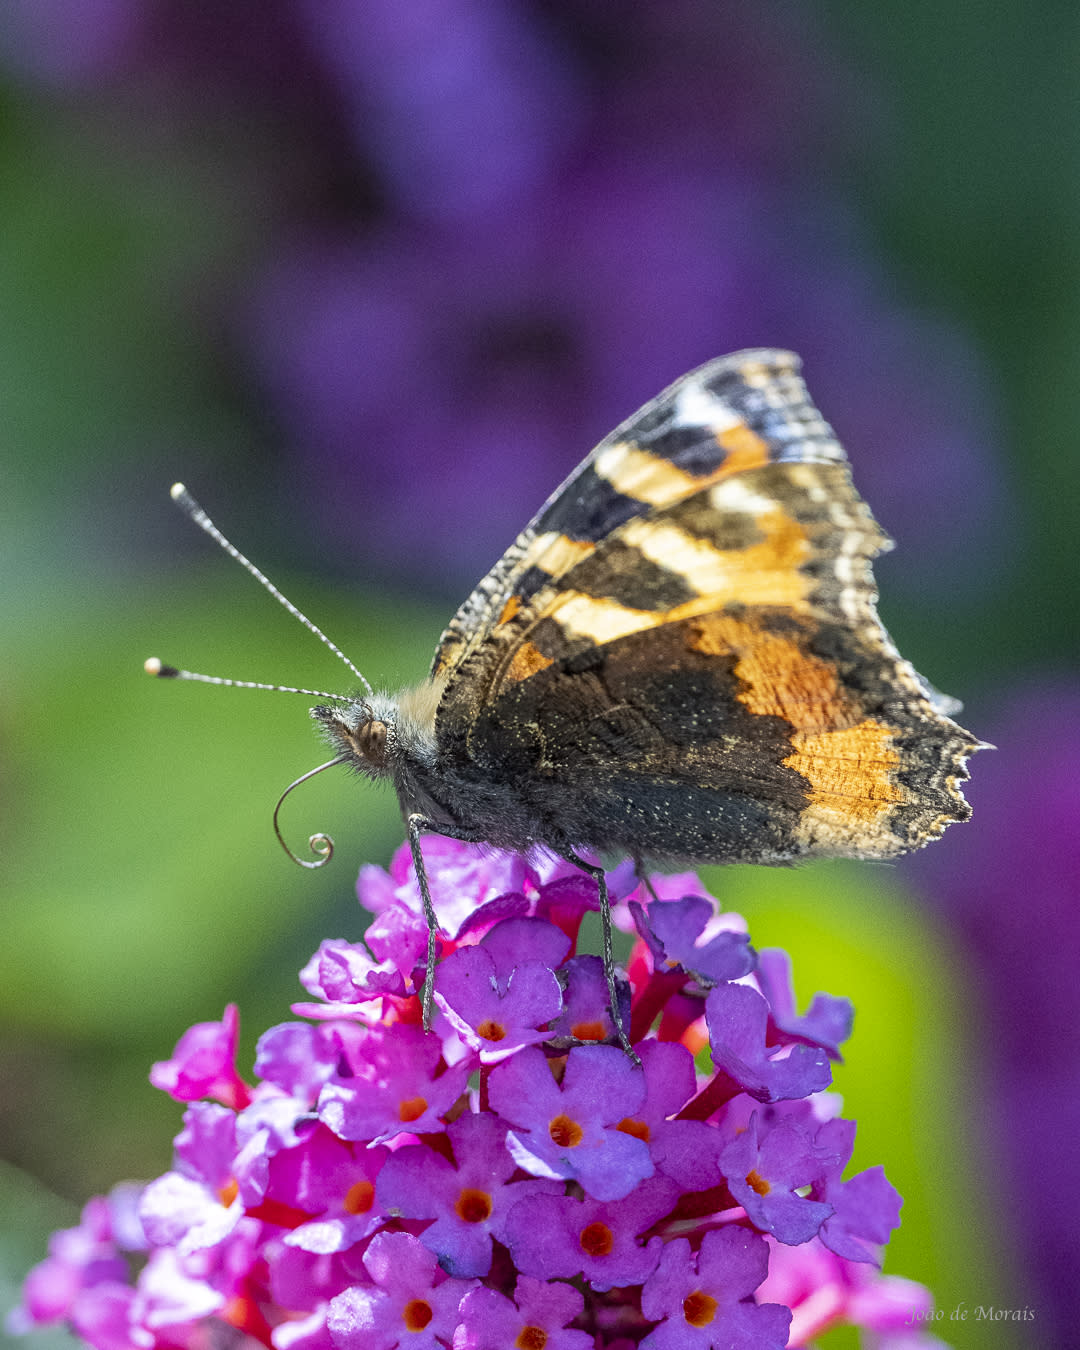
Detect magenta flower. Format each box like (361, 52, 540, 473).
(488, 1043, 654, 1202)
(433, 922, 564, 1062)
(503, 1177, 680, 1291)
(149, 1004, 250, 1109)
(640, 1228, 792, 1349)
(375, 1112, 560, 1277)
(325, 1231, 475, 1350)
(455, 1276, 592, 1350)
(706, 981, 833, 1103)
(13, 840, 940, 1349)
(720, 1113, 835, 1246)
(316, 1022, 473, 1143)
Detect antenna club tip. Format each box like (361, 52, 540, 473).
(145, 657, 179, 678)
(170, 482, 187, 500)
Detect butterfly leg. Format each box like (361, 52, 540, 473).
(631, 856, 661, 903)
(406, 813, 488, 1033)
(561, 850, 640, 1066)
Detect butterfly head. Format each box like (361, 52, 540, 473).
(312, 697, 395, 779)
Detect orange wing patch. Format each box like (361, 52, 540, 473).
(688, 613, 910, 850)
(617, 505, 811, 609)
(715, 422, 770, 472)
(505, 641, 554, 684)
(788, 722, 906, 820)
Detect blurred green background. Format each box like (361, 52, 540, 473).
(3, 3, 1078, 1347)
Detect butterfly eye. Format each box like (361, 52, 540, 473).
(356, 719, 388, 768)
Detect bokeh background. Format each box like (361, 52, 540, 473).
(1, 3, 1077, 1347)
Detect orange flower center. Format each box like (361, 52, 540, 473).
(548, 1114, 584, 1148)
(515, 1327, 548, 1350)
(683, 1290, 718, 1327)
(343, 1180, 375, 1214)
(745, 1168, 771, 1196)
(454, 1188, 493, 1224)
(402, 1299, 433, 1332)
(570, 1020, 606, 1042)
(579, 1221, 614, 1257)
(398, 1096, 428, 1123)
(476, 1019, 507, 1042)
(217, 1178, 239, 1208)
(616, 1117, 650, 1142)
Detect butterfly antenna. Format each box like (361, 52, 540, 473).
(143, 657, 351, 701)
(273, 754, 351, 868)
(168, 482, 374, 698)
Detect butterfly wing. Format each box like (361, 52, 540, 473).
(431, 349, 844, 679)
(434, 357, 981, 864)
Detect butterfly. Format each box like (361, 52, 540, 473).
(152, 349, 983, 1055)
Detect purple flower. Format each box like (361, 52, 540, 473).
(299, 938, 407, 1006)
(274, 1306, 333, 1350)
(489, 1043, 653, 1202)
(756, 948, 854, 1060)
(504, 1177, 679, 1291)
(455, 1277, 593, 1350)
(317, 1022, 472, 1143)
(759, 1236, 938, 1345)
(468, 915, 572, 978)
(376, 1112, 559, 1277)
(720, 1113, 835, 1246)
(803, 1115, 901, 1265)
(271, 1125, 390, 1255)
(639, 1228, 792, 1349)
(359, 838, 531, 942)
(254, 1020, 343, 1101)
(128, 1246, 225, 1339)
(706, 981, 833, 1103)
(625, 1040, 727, 1192)
(632, 895, 756, 986)
(819, 1164, 903, 1265)
(363, 902, 431, 983)
(138, 1102, 245, 1255)
(434, 920, 564, 1062)
(7, 1196, 130, 1333)
(547, 953, 624, 1045)
(149, 1004, 250, 1109)
(325, 1230, 474, 1350)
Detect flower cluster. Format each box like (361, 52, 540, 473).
(11, 841, 944, 1348)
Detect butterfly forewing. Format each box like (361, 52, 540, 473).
(431, 348, 846, 679)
